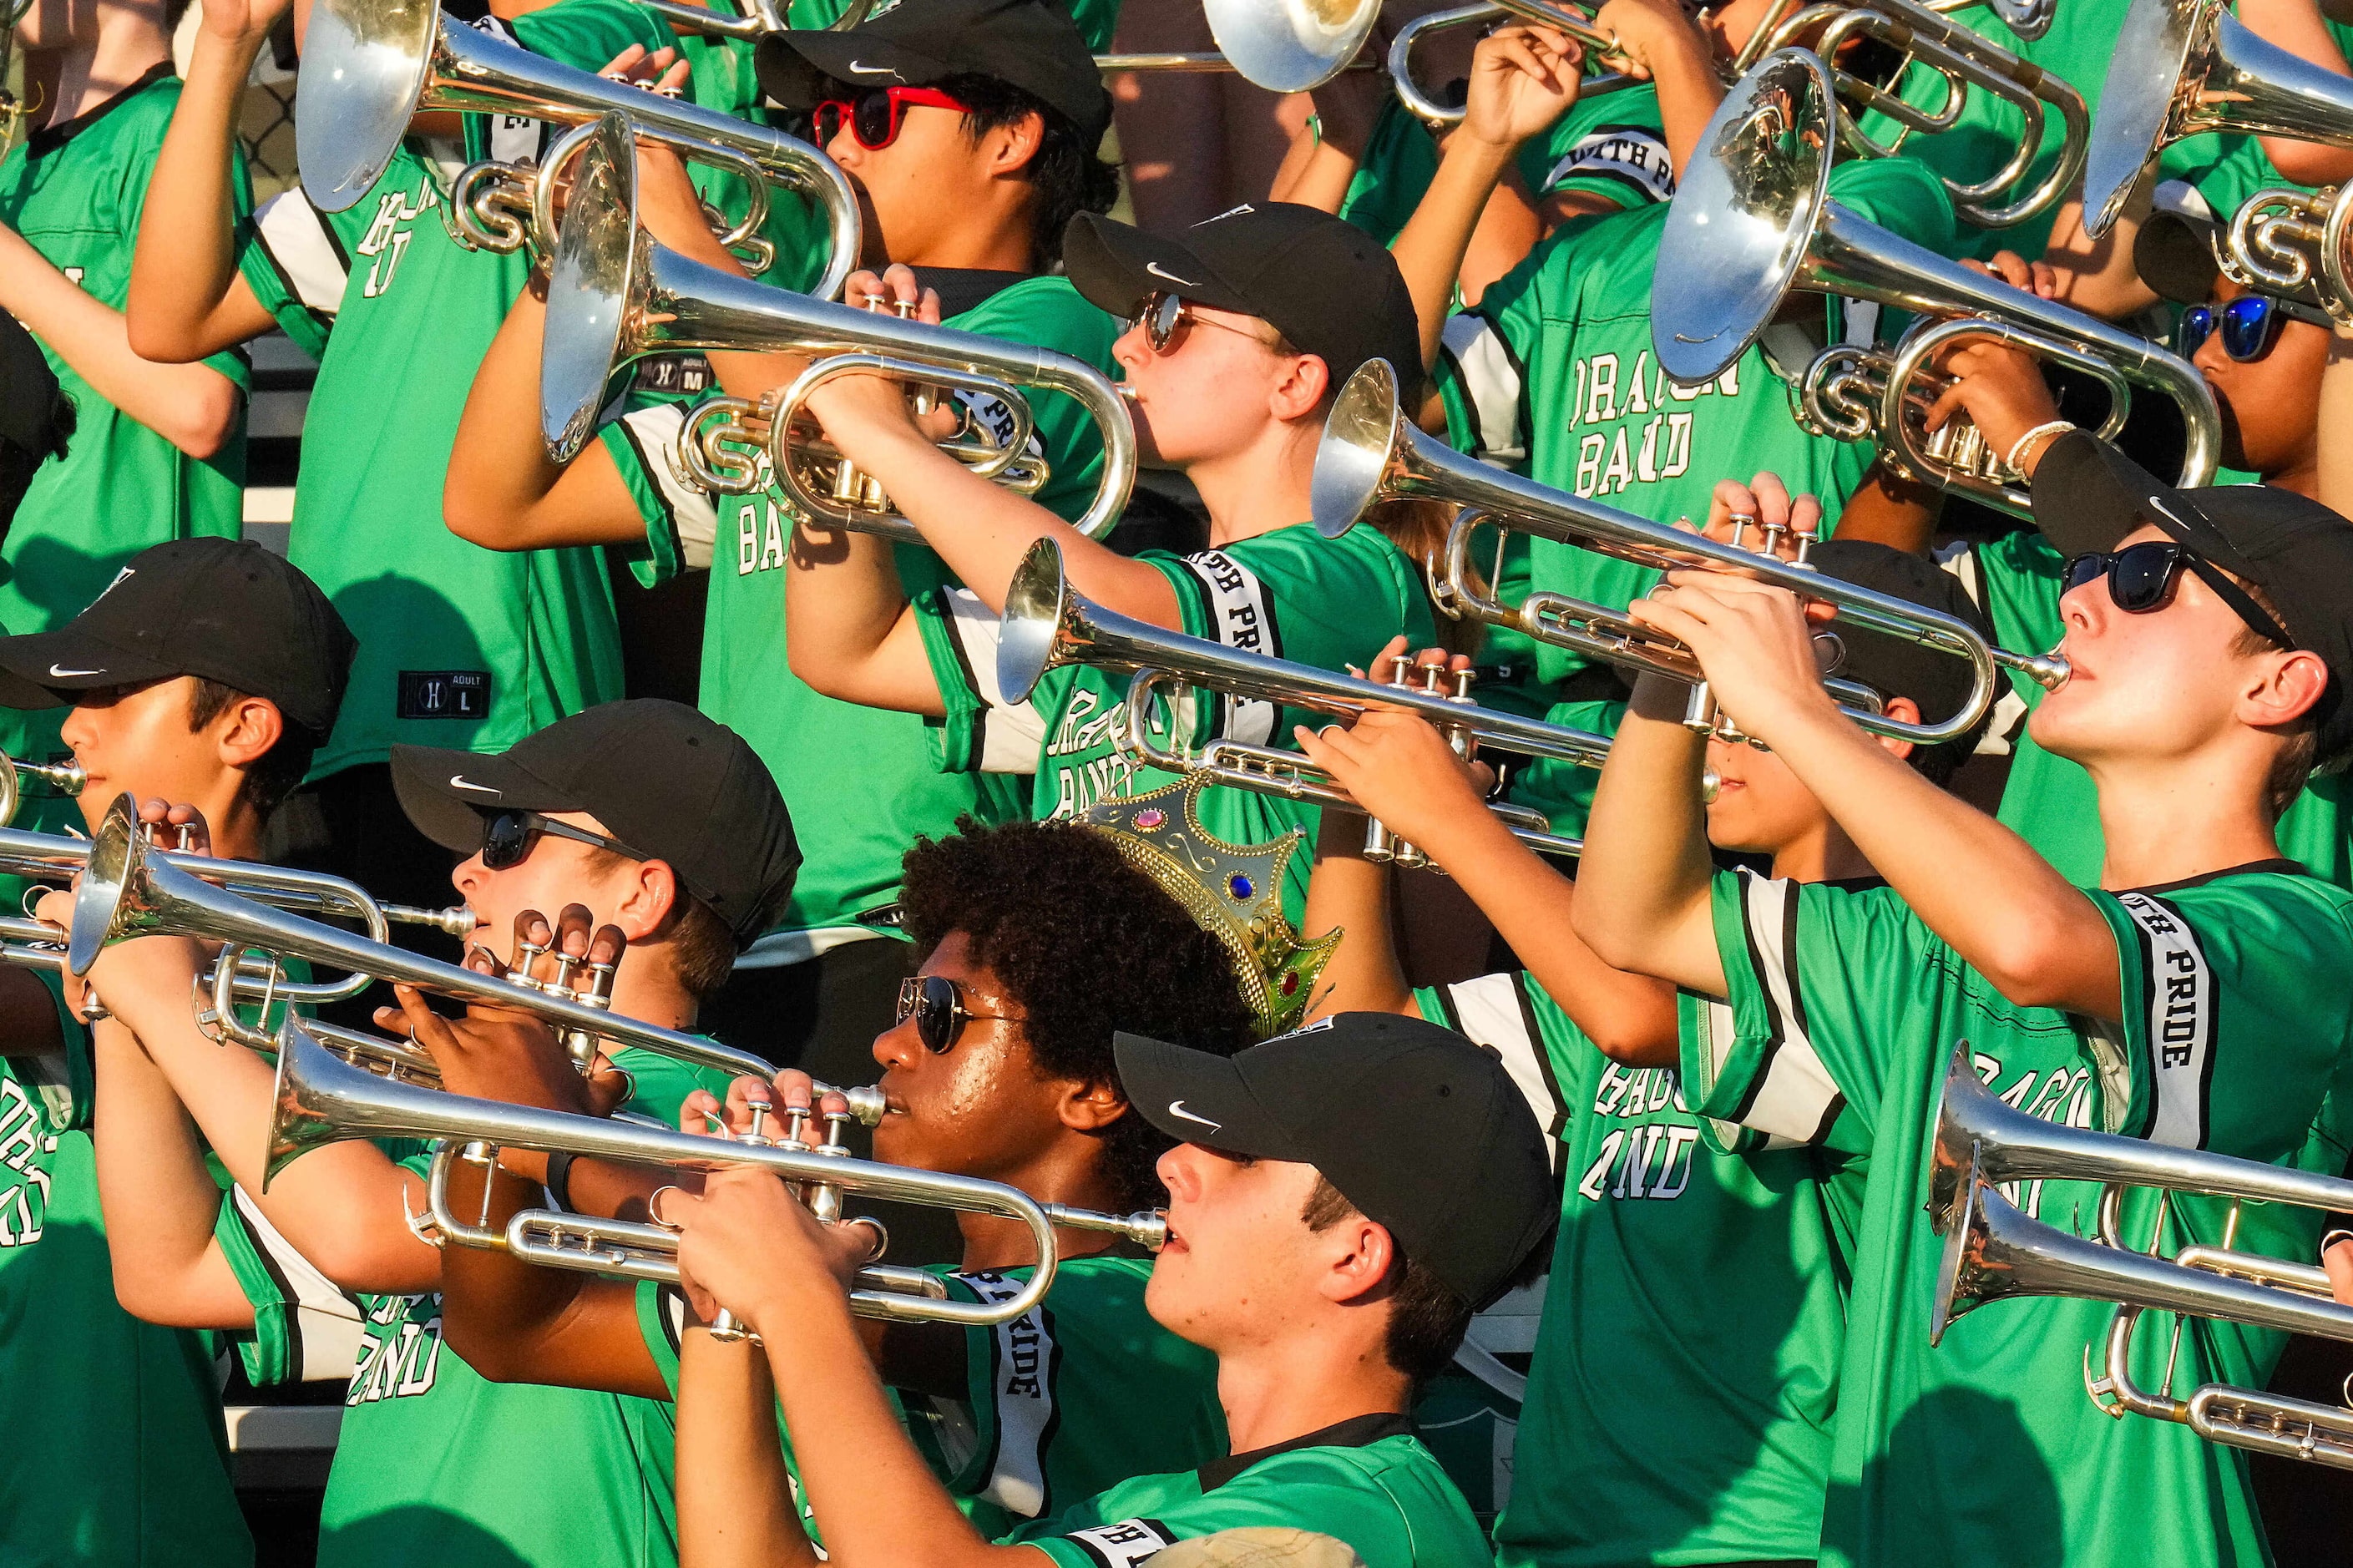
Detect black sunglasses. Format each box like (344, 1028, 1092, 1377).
(896, 974, 1015, 1055)
(2062, 540, 2295, 650)
(479, 809, 645, 872)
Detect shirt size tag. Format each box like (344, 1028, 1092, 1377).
(397, 670, 492, 722)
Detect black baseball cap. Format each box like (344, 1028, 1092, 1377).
(1806, 539, 2000, 771)
(1063, 203, 1423, 396)
(756, 0, 1112, 148)
(1116, 1013, 1553, 1308)
(390, 700, 801, 946)
(0, 538, 356, 741)
(2034, 430, 2353, 714)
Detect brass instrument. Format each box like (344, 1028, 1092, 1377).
(0, 0, 34, 154)
(1383, 0, 1643, 131)
(1313, 357, 2067, 745)
(0, 751, 80, 828)
(64, 793, 779, 1083)
(295, 0, 859, 282)
(1195, 0, 1383, 91)
(1734, 0, 2085, 226)
(2084, 0, 2353, 239)
(1929, 1045, 2353, 1469)
(543, 114, 1136, 549)
(1654, 49, 2219, 516)
(2226, 183, 2353, 321)
(269, 1021, 1156, 1328)
(632, 0, 877, 40)
(999, 537, 1603, 867)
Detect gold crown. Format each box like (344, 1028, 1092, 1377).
(1078, 779, 1340, 1039)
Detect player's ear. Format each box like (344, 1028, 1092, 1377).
(1314, 1212, 1399, 1308)
(1868, 695, 1919, 766)
(213, 695, 285, 771)
(613, 857, 681, 942)
(1055, 1079, 1128, 1134)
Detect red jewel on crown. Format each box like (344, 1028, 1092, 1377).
(1134, 808, 1166, 830)
(1281, 972, 1299, 995)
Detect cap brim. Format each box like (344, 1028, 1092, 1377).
(2030, 430, 2249, 571)
(2133, 210, 2221, 307)
(1062, 215, 1258, 324)
(387, 744, 590, 855)
(752, 31, 944, 109)
(1115, 1032, 1307, 1159)
(0, 627, 178, 711)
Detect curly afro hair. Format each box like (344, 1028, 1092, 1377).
(898, 816, 1260, 1213)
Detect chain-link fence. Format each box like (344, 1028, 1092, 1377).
(240, 40, 301, 201)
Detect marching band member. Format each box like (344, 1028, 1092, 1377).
(124, 0, 674, 919)
(1295, 539, 1996, 1565)
(782, 202, 1440, 920)
(428, 787, 1313, 1542)
(665, 1007, 1554, 1568)
(444, 0, 1125, 1090)
(1573, 451, 2353, 1566)
(0, 0, 248, 832)
(0, 538, 350, 1568)
(74, 699, 797, 1568)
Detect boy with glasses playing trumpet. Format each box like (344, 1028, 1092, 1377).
(67, 697, 800, 1568)
(446, 0, 1126, 1095)
(0, 536, 352, 1568)
(1569, 447, 2353, 1568)
(423, 787, 1288, 1544)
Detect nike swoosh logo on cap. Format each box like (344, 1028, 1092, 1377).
(1166, 1100, 1222, 1133)
(47, 665, 103, 678)
(1145, 261, 1197, 287)
(846, 59, 899, 75)
(448, 775, 502, 796)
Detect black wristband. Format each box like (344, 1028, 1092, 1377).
(545, 1151, 575, 1211)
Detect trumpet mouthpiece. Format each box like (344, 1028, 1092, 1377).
(2027, 652, 2071, 692)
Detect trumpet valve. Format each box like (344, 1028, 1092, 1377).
(741, 1099, 780, 1149)
(1792, 521, 1819, 569)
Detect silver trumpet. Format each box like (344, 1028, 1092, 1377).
(999, 537, 1602, 866)
(1312, 357, 2068, 746)
(295, 0, 859, 282)
(631, 0, 877, 41)
(1383, 0, 1644, 130)
(1654, 49, 2219, 517)
(2084, 0, 2353, 239)
(1929, 1045, 2353, 1469)
(270, 1021, 1161, 1328)
(0, 751, 82, 828)
(1733, 0, 2084, 226)
(544, 114, 1137, 549)
(63, 793, 777, 1082)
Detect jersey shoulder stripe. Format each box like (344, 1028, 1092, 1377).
(610, 400, 719, 570)
(1439, 309, 1527, 465)
(230, 1185, 368, 1382)
(1430, 971, 1570, 1156)
(1178, 548, 1283, 746)
(1537, 124, 1676, 203)
(949, 1268, 1062, 1518)
(2113, 889, 2219, 1150)
(1722, 871, 1846, 1145)
(941, 587, 1046, 774)
(250, 189, 350, 321)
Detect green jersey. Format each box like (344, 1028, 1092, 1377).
(214, 1044, 728, 1568)
(1002, 1416, 1490, 1568)
(912, 519, 1437, 919)
(0, 67, 250, 786)
(636, 1252, 1225, 1538)
(1940, 529, 2353, 888)
(1416, 972, 1843, 1565)
(235, 1, 669, 781)
(1337, 83, 1675, 248)
(1686, 864, 2353, 1567)
(0, 982, 251, 1568)
(600, 274, 1117, 948)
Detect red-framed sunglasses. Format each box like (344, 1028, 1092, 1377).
(811, 85, 969, 150)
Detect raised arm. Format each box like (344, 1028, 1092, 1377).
(90, 1019, 257, 1328)
(782, 522, 949, 716)
(677, 1330, 820, 1568)
(123, 0, 284, 363)
(2236, 0, 2353, 187)
(1591, 0, 1728, 183)
(1567, 674, 1725, 994)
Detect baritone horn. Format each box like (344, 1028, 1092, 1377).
(295, 0, 859, 284)
(269, 1023, 1161, 1327)
(998, 537, 1604, 866)
(2083, 0, 2353, 239)
(63, 792, 779, 1083)
(1313, 357, 2067, 746)
(1654, 49, 2219, 517)
(1929, 1045, 2353, 1469)
(543, 115, 1136, 548)
(2226, 183, 2353, 321)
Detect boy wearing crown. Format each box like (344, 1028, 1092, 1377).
(422, 793, 1298, 1542)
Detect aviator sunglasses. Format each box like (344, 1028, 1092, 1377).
(897, 973, 1017, 1054)
(810, 84, 969, 150)
(1132, 291, 1282, 355)
(2061, 539, 2294, 650)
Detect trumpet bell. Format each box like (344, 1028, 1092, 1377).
(295, 0, 438, 210)
(1206, 0, 1380, 91)
(545, 114, 643, 462)
(1652, 48, 1836, 386)
(999, 538, 1081, 706)
(1310, 356, 1405, 541)
(66, 794, 144, 978)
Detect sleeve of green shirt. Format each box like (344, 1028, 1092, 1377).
(1824, 154, 1959, 259)
(1516, 81, 1674, 208)
(1433, 237, 1551, 467)
(910, 582, 1051, 776)
(1685, 867, 1943, 1146)
(211, 1181, 370, 1387)
(597, 395, 721, 589)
